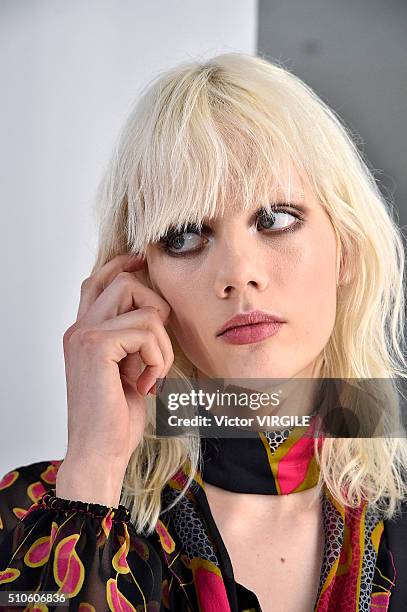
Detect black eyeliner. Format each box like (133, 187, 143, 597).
(157, 203, 305, 257)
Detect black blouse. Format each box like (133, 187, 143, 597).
(0, 459, 406, 611)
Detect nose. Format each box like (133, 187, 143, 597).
(213, 239, 269, 298)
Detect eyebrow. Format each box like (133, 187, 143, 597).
(272, 189, 305, 201)
(198, 200, 308, 226)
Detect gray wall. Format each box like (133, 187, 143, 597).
(258, 0, 407, 229)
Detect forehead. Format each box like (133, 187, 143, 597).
(142, 156, 314, 257)
(210, 160, 307, 217)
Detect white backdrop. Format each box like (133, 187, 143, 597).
(0, 0, 257, 474)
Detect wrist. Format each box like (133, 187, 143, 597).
(56, 455, 127, 507)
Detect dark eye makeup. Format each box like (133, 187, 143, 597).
(155, 204, 306, 257)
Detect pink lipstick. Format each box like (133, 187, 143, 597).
(216, 310, 285, 345)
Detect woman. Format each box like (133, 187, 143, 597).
(1, 52, 407, 611)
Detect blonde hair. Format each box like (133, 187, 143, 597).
(90, 52, 407, 534)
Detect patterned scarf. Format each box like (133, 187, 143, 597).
(155, 413, 396, 611)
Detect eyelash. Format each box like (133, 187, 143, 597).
(156, 205, 305, 257)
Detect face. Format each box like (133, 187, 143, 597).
(146, 162, 339, 382)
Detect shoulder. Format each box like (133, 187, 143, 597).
(383, 499, 407, 560)
(0, 458, 63, 535)
(382, 500, 407, 610)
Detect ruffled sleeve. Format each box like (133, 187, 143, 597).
(0, 461, 164, 611)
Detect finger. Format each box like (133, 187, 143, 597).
(97, 307, 174, 375)
(76, 253, 147, 321)
(77, 271, 172, 329)
(103, 327, 165, 395)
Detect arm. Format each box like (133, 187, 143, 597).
(55, 455, 127, 507)
(0, 462, 163, 611)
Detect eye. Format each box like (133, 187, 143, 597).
(256, 207, 300, 233)
(157, 206, 304, 257)
(158, 223, 209, 256)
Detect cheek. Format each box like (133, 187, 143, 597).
(285, 231, 338, 337)
(150, 270, 198, 334)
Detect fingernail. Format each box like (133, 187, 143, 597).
(157, 376, 167, 393)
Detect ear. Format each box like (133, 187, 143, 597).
(335, 238, 348, 287)
(335, 237, 341, 287)
(131, 255, 152, 289)
(336, 246, 353, 287)
(337, 268, 346, 287)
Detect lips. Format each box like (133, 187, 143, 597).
(216, 310, 286, 337)
(219, 321, 284, 345)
